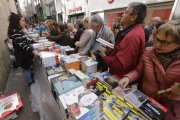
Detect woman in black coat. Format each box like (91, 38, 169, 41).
(8, 13, 39, 86)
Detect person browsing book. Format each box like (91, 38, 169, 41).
(119, 20, 180, 120)
(82, 14, 115, 55)
(99, 2, 147, 78)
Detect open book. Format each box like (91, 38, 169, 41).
(96, 38, 114, 49)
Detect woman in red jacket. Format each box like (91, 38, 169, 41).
(119, 20, 180, 120)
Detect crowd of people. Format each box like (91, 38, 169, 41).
(7, 1, 180, 120)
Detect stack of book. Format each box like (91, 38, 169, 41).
(60, 46, 71, 54)
(38, 39, 48, 43)
(43, 41, 55, 47)
(102, 76, 119, 92)
(58, 86, 102, 120)
(40, 52, 59, 67)
(60, 56, 80, 71)
(32, 43, 43, 49)
(45, 66, 64, 76)
(101, 93, 142, 120)
(112, 87, 168, 120)
(64, 48, 76, 55)
(81, 60, 98, 74)
(69, 53, 86, 62)
(74, 70, 91, 85)
(53, 76, 83, 97)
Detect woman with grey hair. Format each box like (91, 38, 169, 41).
(99, 2, 147, 77)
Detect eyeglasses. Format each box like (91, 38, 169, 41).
(154, 36, 175, 46)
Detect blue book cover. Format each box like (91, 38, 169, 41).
(54, 76, 83, 95)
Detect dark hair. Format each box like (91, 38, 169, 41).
(8, 12, 22, 37)
(76, 20, 83, 29)
(58, 23, 66, 32)
(154, 21, 165, 29)
(129, 2, 147, 24)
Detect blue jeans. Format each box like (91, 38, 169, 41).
(24, 69, 33, 83)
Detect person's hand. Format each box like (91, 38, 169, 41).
(171, 83, 180, 96)
(79, 52, 84, 56)
(33, 50, 39, 56)
(118, 77, 130, 88)
(99, 46, 107, 57)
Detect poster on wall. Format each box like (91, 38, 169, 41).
(169, 0, 180, 20)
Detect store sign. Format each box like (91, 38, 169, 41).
(107, 0, 114, 4)
(68, 6, 82, 14)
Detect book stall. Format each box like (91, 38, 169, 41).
(28, 32, 168, 120)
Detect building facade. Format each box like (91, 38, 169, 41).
(88, 0, 174, 29)
(0, 0, 17, 91)
(65, 0, 88, 24)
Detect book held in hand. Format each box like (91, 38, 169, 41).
(96, 38, 114, 49)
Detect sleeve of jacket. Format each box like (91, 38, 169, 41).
(75, 30, 92, 48)
(124, 57, 144, 83)
(12, 30, 34, 53)
(102, 35, 141, 72)
(82, 32, 96, 55)
(46, 34, 61, 42)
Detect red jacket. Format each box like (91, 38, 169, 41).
(125, 47, 180, 101)
(102, 24, 145, 78)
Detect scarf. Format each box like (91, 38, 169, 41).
(156, 47, 180, 70)
(115, 23, 137, 43)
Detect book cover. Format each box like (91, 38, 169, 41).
(96, 38, 114, 49)
(125, 90, 149, 108)
(103, 76, 119, 91)
(138, 97, 168, 120)
(112, 86, 135, 99)
(0, 93, 23, 119)
(45, 66, 64, 76)
(53, 76, 83, 96)
(103, 96, 129, 120)
(59, 86, 101, 120)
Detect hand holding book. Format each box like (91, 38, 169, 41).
(118, 77, 130, 88)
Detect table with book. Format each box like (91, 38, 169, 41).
(31, 34, 168, 120)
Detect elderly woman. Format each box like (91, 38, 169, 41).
(119, 20, 180, 120)
(75, 17, 93, 52)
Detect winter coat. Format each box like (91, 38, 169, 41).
(75, 29, 93, 52)
(102, 24, 145, 77)
(10, 29, 34, 69)
(125, 47, 180, 120)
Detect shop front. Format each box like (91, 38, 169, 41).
(88, 0, 174, 29)
(66, 0, 87, 24)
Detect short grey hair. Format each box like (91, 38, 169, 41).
(129, 2, 147, 24)
(90, 14, 104, 26)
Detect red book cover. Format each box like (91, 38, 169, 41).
(0, 93, 23, 119)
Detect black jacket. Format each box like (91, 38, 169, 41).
(47, 30, 75, 48)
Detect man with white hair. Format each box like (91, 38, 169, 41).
(82, 14, 114, 55)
